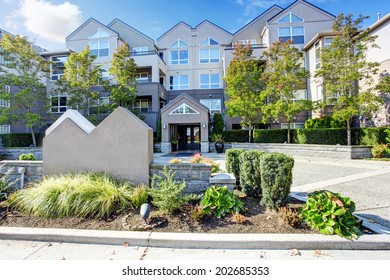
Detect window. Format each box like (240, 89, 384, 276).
(51, 94, 67, 113)
(200, 74, 220, 89)
(169, 103, 199, 115)
(133, 99, 149, 112)
(101, 68, 109, 81)
(238, 39, 257, 46)
(169, 39, 188, 65)
(135, 73, 149, 83)
(0, 125, 10, 134)
(89, 40, 109, 57)
(200, 37, 219, 46)
(315, 41, 321, 69)
(278, 26, 304, 44)
(90, 28, 109, 39)
(170, 40, 188, 48)
(51, 56, 67, 81)
(89, 97, 109, 115)
(200, 49, 219, 63)
(0, 98, 10, 108)
(200, 99, 221, 115)
(316, 85, 323, 101)
(132, 46, 148, 55)
(324, 37, 333, 48)
(278, 13, 304, 23)
(170, 75, 189, 90)
(281, 123, 304, 129)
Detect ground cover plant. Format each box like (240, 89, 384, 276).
(18, 153, 37, 161)
(301, 190, 362, 240)
(8, 173, 133, 219)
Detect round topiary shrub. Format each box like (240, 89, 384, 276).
(260, 152, 294, 210)
(239, 150, 263, 197)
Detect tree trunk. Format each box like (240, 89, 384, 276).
(30, 127, 37, 147)
(347, 119, 351, 146)
(248, 126, 253, 143)
(287, 121, 291, 144)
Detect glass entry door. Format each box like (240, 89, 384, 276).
(178, 125, 200, 150)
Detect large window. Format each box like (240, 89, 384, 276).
(89, 97, 109, 115)
(51, 94, 67, 113)
(132, 46, 149, 55)
(200, 74, 220, 89)
(200, 99, 221, 115)
(281, 123, 304, 129)
(133, 99, 149, 112)
(0, 125, 10, 134)
(89, 40, 109, 57)
(169, 103, 199, 115)
(278, 13, 304, 23)
(278, 26, 304, 44)
(324, 37, 333, 48)
(170, 75, 189, 90)
(315, 41, 321, 69)
(169, 39, 188, 65)
(200, 38, 220, 63)
(51, 56, 67, 81)
(135, 73, 149, 84)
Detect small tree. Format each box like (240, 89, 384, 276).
(56, 45, 102, 116)
(225, 43, 266, 143)
(262, 40, 311, 143)
(315, 13, 383, 145)
(0, 34, 50, 147)
(212, 112, 224, 135)
(107, 43, 137, 109)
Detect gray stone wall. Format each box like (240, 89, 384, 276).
(0, 148, 42, 160)
(231, 143, 372, 159)
(0, 160, 43, 190)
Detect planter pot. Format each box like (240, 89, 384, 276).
(215, 142, 225, 153)
(171, 143, 178, 152)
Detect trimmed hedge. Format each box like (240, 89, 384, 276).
(260, 152, 294, 210)
(0, 133, 44, 147)
(295, 128, 347, 145)
(354, 127, 388, 146)
(239, 150, 263, 197)
(222, 130, 249, 143)
(254, 129, 291, 143)
(225, 149, 244, 187)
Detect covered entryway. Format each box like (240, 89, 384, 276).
(160, 94, 210, 153)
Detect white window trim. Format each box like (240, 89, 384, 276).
(89, 40, 109, 57)
(199, 48, 220, 63)
(169, 103, 200, 115)
(200, 99, 221, 115)
(133, 99, 150, 112)
(0, 125, 10, 134)
(281, 123, 304, 129)
(278, 26, 305, 44)
(315, 40, 321, 69)
(278, 12, 304, 23)
(88, 97, 110, 115)
(199, 73, 221, 89)
(50, 55, 67, 81)
(169, 50, 189, 65)
(89, 28, 109, 39)
(170, 75, 189, 90)
(132, 46, 149, 55)
(50, 94, 68, 113)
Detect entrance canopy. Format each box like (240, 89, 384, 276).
(161, 93, 210, 153)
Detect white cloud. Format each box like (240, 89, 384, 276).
(18, 0, 83, 43)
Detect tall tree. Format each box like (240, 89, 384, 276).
(107, 43, 138, 109)
(56, 45, 102, 116)
(0, 34, 50, 147)
(224, 43, 266, 143)
(262, 40, 311, 143)
(315, 13, 382, 145)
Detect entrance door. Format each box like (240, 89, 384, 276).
(178, 125, 200, 151)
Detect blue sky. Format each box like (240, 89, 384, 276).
(1, 0, 389, 50)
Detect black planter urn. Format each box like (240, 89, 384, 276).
(215, 142, 224, 153)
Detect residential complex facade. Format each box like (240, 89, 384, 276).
(1, 0, 389, 152)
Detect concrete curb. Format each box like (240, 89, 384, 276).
(1, 227, 390, 250)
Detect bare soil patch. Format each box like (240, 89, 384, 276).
(0, 195, 314, 234)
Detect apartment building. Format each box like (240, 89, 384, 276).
(1, 0, 388, 152)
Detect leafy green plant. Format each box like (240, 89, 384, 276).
(239, 150, 263, 197)
(190, 204, 206, 222)
(149, 165, 191, 213)
(211, 133, 224, 143)
(212, 113, 224, 135)
(260, 152, 294, 210)
(371, 143, 389, 158)
(130, 184, 149, 209)
(200, 186, 244, 218)
(278, 207, 302, 228)
(18, 153, 37, 161)
(301, 190, 362, 240)
(8, 173, 133, 219)
(225, 149, 244, 187)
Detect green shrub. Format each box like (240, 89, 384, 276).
(296, 128, 347, 145)
(18, 153, 37, 161)
(8, 173, 133, 219)
(386, 128, 390, 144)
(225, 148, 244, 187)
(301, 190, 362, 240)
(0, 133, 44, 147)
(212, 113, 224, 135)
(304, 116, 345, 129)
(190, 204, 206, 222)
(371, 143, 390, 158)
(253, 129, 290, 143)
(149, 165, 191, 213)
(200, 186, 244, 218)
(260, 152, 294, 210)
(222, 130, 248, 143)
(130, 184, 149, 209)
(354, 127, 389, 146)
(239, 150, 263, 197)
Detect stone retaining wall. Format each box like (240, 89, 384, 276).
(0, 148, 42, 160)
(231, 143, 372, 159)
(0, 160, 43, 190)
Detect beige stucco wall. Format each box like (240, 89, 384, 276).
(43, 107, 153, 185)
